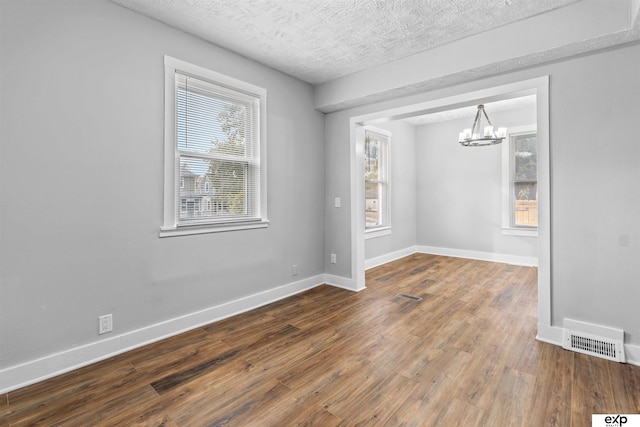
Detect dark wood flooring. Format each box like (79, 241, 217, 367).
(2, 254, 639, 426)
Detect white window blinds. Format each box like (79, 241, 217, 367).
(174, 72, 261, 226)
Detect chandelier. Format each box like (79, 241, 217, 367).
(458, 104, 507, 147)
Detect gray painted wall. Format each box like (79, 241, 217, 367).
(364, 121, 417, 261)
(415, 107, 538, 258)
(0, 0, 325, 369)
(325, 42, 640, 345)
(323, 113, 353, 277)
(549, 45, 640, 344)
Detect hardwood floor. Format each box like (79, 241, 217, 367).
(3, 254, 639, 426)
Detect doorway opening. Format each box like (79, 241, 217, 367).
(348, 76, 551, 340)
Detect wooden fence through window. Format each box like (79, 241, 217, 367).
(515, 200, 538, 226)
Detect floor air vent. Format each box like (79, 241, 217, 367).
(396, 293, 423, 302)
(562, 319, 625, 363)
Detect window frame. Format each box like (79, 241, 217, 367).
(501, 125, 538, 237)
(160, 56, 268, 237)
(364, 126, 391, 238)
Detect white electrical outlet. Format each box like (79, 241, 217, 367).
(292, 264, 298, 276)
(98, 314, 113, 335)
(330, 253, 337, 264)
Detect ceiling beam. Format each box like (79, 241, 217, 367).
(315, 0, 640, 113)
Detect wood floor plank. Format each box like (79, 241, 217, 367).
(478, 367, 536, 426)
(571, 352, 619, 427)
(133, 338, 235, 384)
(430, 398, 485, 427)
(50, 385, 167, 426)
(333, 372, 419, 426)
(455, 349, 509, 410)
(387, 349, 474, 426)
(273, 337, 364, 392)
(608, 361, 640, 413)
(154, 358, 260, 423)
(0, 393, 8, 427)
(178, 378, 292, 426)
(5, 254, 639, 426)
(249, 392, 343, 427)
(150, 347, 241, 394)
(220, 319, 300, 350)
(122, 327, 211, 366)
(286, 350, 374, 410)
(320, 370, 387, 420)
(6, 360, 144, 426)
(503, 316, 540, 375)
(530, 343, 574, 427)
(275, 405, 343, 427)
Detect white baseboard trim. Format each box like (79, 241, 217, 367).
(624, 343, 640, 367)
(536, 323, 640, 366)
(536, 323, 564, 346)
(0, 274, 338, 394)
(323, 274, 364, 292)
(416, 245, 538, 267)
(365, 246, 416, 270)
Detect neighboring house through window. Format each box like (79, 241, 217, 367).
(161, 56, 268, 237)
(502, 125, 538, 236)
(364, 126, 390, 236)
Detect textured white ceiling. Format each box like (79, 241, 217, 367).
(109, 0, 578, 84)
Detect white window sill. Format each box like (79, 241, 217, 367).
(502, 227, 538, 237)
(365, 226, 392, 239)
(160, 220, 269, 237)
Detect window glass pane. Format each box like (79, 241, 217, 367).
(514, 135, 537, 181)
(513, 134, 538, 227)
(178, 156, 249, 221)
(365, 138, 380, 181)
(365, 181, 380, 227)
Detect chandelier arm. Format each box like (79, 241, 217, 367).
(481, 107, 494, 128)
(471, 108, 482, 136)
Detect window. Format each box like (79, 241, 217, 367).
(502, 126, 537, 236)
(364, 127, 390, 233)
(161, 56, 268, 237)
(512, 133, 538, 227)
